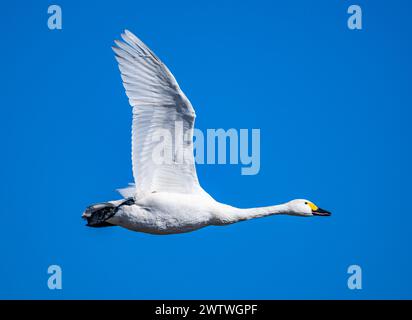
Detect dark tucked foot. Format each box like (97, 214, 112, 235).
(82, 203, 117, 227)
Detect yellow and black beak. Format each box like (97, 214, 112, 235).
(312, 207, 331, 216)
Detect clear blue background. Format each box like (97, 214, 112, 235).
(0, 0, 411, 299)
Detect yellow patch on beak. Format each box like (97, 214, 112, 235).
(308, 202, 318, 211)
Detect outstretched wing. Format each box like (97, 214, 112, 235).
(112, 30, 206, 199)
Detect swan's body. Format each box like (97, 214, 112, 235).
(82, 30, 331, 235)
(106, 193, 293, 235)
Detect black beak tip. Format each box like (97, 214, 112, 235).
(313, 208, 331, 216)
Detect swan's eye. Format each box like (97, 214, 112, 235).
(304, 202, 308, 205)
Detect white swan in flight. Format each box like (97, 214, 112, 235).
(82, 30, 331, 235)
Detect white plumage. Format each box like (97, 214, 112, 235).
(82, 30, 331, 235)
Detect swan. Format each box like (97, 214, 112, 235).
(82, 30, 331, 235)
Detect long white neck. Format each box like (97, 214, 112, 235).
(217, 203, 290, 225)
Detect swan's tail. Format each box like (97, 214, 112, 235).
(116, 183, 136, 198)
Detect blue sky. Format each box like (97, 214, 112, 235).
(0, 0, 411, 299)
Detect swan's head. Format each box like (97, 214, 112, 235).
(287, 199, 331, 217)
